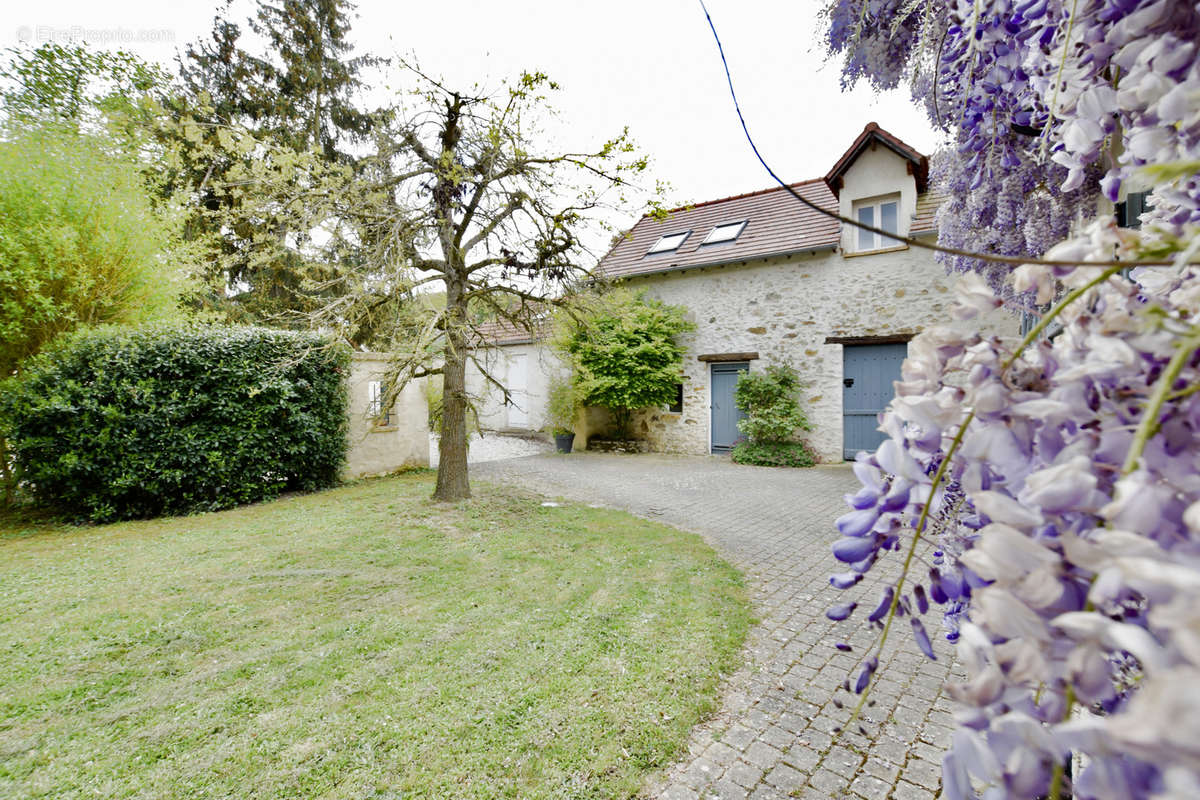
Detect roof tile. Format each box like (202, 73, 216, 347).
(598, 180, 840, 279)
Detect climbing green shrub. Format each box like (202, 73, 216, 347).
(2, 325, 349, 522)
(731, 365, 814, 467)
(733, 365, 810, 442)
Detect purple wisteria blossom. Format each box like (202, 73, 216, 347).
(822, 1, 1200, 797)
(827, 219, 1200, 798)
(826, 0, 1200, 298)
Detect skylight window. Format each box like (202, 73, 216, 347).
(702, 220, 747, 245)
(647, 231, 690, 255)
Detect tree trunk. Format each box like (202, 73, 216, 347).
(433, 351, 471, 501)
(431, 96, 471, 502)
(433, 280, 471, 501)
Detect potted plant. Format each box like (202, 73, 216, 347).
(546, 375, 579, 453)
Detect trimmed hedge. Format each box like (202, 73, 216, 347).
(730, 441, 816, 468)
(3, 325, 349, 522)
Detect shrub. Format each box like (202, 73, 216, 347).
(423, 378, 478, 439)
(731, 440, 816, 468)
(734, 365, 811, 443)
(0, 125, 191, 380)
(0, 125, 194, 506)
(423, 378, 443, 430)
(731, 365, 814, 467)
(553, 289, 693, 439)
(545, 374, 579, 436)
(3, 325, 349, 522)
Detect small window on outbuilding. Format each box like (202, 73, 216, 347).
(702, 220, 747, 245)
(852, 196, 901, 252)
(367, 380, 391, 427)
(666, 383, 684, 414)
(647, 231, 690, 255)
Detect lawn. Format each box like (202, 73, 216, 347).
(0, 472, 751, 799)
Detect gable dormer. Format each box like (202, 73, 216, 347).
(824, 123, 928, 256)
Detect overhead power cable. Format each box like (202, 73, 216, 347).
(695, 0, 1179, 269)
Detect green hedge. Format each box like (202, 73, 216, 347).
(3, 325, 349, 522)
(730, 441, 816, 468)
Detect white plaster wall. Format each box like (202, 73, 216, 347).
(466, 342, 568, 432)
(838, 145, 918, 252)
(344, 353, 430, 478)
(626, 246, 1016, 461)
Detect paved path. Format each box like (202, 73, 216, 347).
(474, 453, 958, 800)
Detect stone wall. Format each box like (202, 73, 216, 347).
(343, 353, 430, 479)
(625, 244, 1015, 461)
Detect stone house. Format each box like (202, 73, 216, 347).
(472, 123, 1015, 461)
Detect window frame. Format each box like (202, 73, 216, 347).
(665, 382, 684, 414)
(367, 380, 392, 427)
(701, 220, 747, 246)
(646, 230, 691, 255)
(850, 195, 902, 253)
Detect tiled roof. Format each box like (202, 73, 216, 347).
(596, 124, 943, 281)
(597, 179, 841, 280)
(470, 317, 546, 347)
(597, 182, 944, 280)
(824, 122, 929, 196)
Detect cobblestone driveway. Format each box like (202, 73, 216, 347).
(474, 453, 957, 800)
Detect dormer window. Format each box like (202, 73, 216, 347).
(647, 231, 690, 255)
(702, 220, 747, 245)
(852, 196, 900, 252)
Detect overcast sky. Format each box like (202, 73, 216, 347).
(8, 0, 946, 212)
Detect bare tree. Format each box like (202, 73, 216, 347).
(305, 67, 655, 501)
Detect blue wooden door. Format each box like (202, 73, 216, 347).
(711, 362, 749, 453)
(843, 343, 907, 460)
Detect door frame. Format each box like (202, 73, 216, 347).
(505, 352, 528, 429)
(839, 341, 908, 460)
(709, 361, 750, 453)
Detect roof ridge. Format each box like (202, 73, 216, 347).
(653, 176, 828, 218)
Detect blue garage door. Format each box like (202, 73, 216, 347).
(843, 343, 907, 460)
(711, 361, 749, 453)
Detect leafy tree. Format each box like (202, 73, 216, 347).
(0, 42, 168, 134)
(170, 0, 379, 322)
(0, 126, 193, 503)
(178, 59, 654, 501)
(0, 127, 191, 376)
(555, 289, 692, 442)
(248, 0, 378, 161)
(314, 69, 653, 501)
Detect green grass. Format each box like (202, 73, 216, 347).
(0, 473, 751, 799)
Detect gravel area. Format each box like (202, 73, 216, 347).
(429, 430, 554, 465)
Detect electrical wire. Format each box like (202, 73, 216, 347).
(695, 0, 1179, 269)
